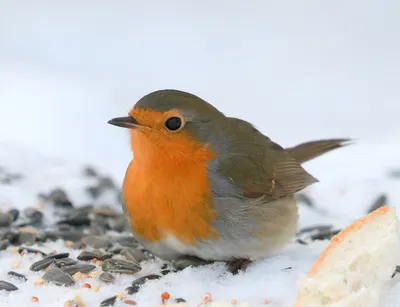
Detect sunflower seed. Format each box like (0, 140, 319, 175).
(0, 280, 18, 291)
(102, 259, 141, 274)
(42, 269, 75, 286)
(30, 257, 55, 271)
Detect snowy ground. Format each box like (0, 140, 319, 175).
(1, 133, 400, 307)
(1, 1, 400, 306)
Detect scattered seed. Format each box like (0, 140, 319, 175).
(161, 292, 170, 304)
(3, 231, 20, 245)
(61, 264, 96, 275)
(45, 252, 70, 260)
(175, 298, 186, 303)
(77, 251, 102, 261)
(30, 257, 55, 271)
(125, 286, 135, 295)
(94, 207, 118, 218)
(310, 229, 341, 241)
(64, 300, 74, 307)
(100, 253, 113, 261)
(7, 271, 27, 281)
(100, 296, 117, 306)
(18, 226, 38, 233)
(42, 268, 75, 286)
(296, 225, 333, 235)
(74, 293, 86, 307)
(0, 212, 12, 227)
(231, 299, 238, 305)
(19, 232, 36, 245)
(32, 296, 39, 303)
(23, 207, 43, 223)
(34, 279, 45, 286)
(90, 271, 100, 278)
(115, 236, 139, 248)
(161, 269, 171, 276)
(82, 283, 91, 289)
(263, 299, 271, 304)
(124, 300, 137, 305)
(121, 247, 146, 262)
(202, 293, 212, 304)
(0, 280, 18, 291)
(173, 255, 211, 270)
(99, 272, 115, 284)
(73, 272, 84, 282)
(109, 247, 124, 254)
(0, 239, 9, 251)
(8, 209, 19, 221)
(55, 258, 78, 268)
(18, 246, 47, 256)
(102, 259, 141, 274)
(10, 260, 22, 269)
(117, 292, 127, 300)
(95, 286, 102, 292)
(129, 274, 161, 294)
(82, 236, 113, 249)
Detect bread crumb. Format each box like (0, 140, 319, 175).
(117, 292, 128, 299)
(63, 300, 74, 307)
(73, 272, 83, 282)
(200, 293, 212, 305)
(34, 279, 45, 286)
(90, 271, 100, 278)
(74, 293, 86, 307)
(10, 260, 22, 269)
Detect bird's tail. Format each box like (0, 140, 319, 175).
(285, 138, 352, 164)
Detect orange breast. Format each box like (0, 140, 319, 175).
(122, 127, 217, 244)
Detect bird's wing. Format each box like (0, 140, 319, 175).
(216, 119, 317, 202)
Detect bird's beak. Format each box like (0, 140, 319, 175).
(107, 116, 140, 129)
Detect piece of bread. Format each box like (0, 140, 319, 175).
(295, 206, 400, 307)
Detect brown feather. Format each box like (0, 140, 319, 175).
(285, 138, 352, 164)
(217, 120, 318, 202)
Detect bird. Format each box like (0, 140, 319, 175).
(108, 89, 350, 274)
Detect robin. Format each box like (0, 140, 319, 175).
(108, 89, 350, 274)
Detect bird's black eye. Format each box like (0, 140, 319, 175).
(165, 117, 182, 131)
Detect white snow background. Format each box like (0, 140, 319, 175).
(1, 1, 400, 306)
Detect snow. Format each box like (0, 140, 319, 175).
(1, 134, 400, 307)
(1, 1, 400, 306)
